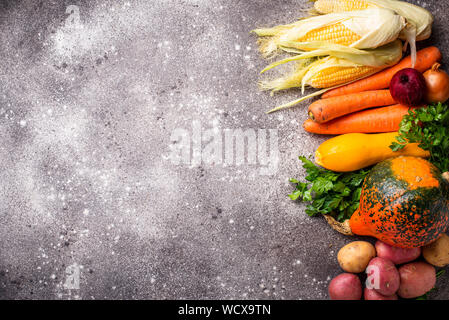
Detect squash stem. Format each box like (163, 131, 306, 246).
(324, 215, 354, 236)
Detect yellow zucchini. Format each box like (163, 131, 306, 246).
(315, 132, 430, 172)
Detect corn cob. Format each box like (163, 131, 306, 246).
(313, 0, 433, 41)
(314, 0, 371, 14)
(253, 8, 405, 58)
(264, 58, 380, 113)
(256, 22, 361, 58)
(297, 23, 361, 47)
(260, 56, 378, 93)
(255, 22, 361, 58)
(308, 65, 376, 88)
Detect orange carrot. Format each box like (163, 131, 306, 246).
(322, 47, 442, 99)
(304, 104, 413, 135)
(309, 90, 395, 123)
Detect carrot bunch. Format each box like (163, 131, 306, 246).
(303, 47, 442, 135)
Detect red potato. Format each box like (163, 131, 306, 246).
(328, 273, 362, 300)
(375, 240, 421, 265)
(364, 288, 398, 300)
(365, 257, 400, 296)
(398, 262, 436, 299)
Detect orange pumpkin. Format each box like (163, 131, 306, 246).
(349, 156, 449, 248)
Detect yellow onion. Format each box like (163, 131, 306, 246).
(423, 63, 449, 103)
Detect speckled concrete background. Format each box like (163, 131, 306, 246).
(0, 0, 448, 300)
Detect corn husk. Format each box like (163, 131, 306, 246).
(253, 8, 406, 58)
(313, 0, 433, 41)
(312, 0, 434, 66)
(372, 0, 433, 67)
(262, 40, 403, 73)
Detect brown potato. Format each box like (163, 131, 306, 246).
(364, 288, 398, 300)
(375, 240, 421, 265)
(398, 262, 436, 299)
(422, 233, 449, 267)
(365, 257, 400, 296)
(328, 273, 362, 300)
(338, 241, 376, 273)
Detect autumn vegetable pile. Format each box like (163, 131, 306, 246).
(253, 0, 449, 300)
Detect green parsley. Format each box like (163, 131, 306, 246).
(289, 156, 370, 222)
(390, 103, 449, 173)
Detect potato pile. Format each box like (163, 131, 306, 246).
(328, 236, 449, 300)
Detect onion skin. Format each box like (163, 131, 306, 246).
(423, 63, 449, 103)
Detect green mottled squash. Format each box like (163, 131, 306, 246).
(349, 156, 449, 248)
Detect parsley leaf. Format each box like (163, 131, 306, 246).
(390, 103, 449, 172)
(289, 156, 370, 222)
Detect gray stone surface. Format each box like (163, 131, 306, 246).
(0, 0, 448, 300)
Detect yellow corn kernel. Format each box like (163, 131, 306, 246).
(314, 0, 370, 14)
(309, 65, 376, 88)
(299, 23, 361, 46)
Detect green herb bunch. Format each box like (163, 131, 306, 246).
(391, 103, 449, 172)
(289, 156, 370, 222)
